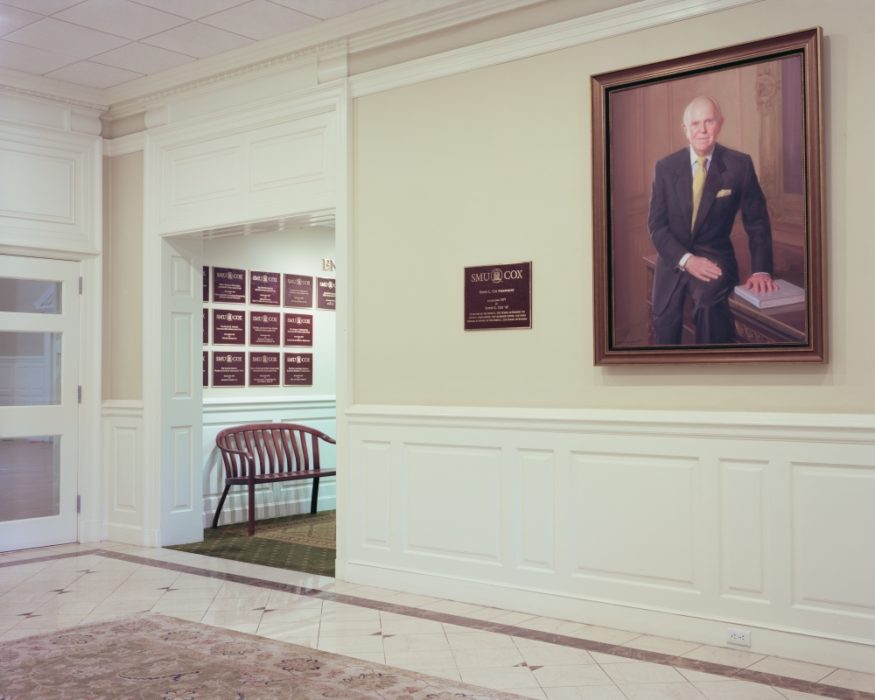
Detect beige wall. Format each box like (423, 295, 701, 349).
(353, 0, 875, 413)
(102, 151, 144, 401)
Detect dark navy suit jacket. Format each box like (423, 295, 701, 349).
(647, 143, 773, 317)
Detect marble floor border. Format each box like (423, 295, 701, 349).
(1, 547, 872, 700)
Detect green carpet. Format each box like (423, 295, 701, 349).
(167, 510, 336, 577)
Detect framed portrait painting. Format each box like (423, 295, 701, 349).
(591, 28, 824, 364)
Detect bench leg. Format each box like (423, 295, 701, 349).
(247, 480, 256, 536)
(212, 483, 232, 529)
(310, 477, 320, 514)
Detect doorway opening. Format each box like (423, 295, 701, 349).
(164, 216, 338, 577)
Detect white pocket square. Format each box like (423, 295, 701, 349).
(716, 188, 732, 198)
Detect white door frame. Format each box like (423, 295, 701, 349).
(0, 249, 102, 548)
(139, 83, 351, 548)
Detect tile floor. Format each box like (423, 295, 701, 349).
(1, 542, 874, 700)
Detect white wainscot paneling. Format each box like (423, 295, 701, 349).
(719, 459, 769, 602)
(570, 452, 698, 592)
(154, 110, 335, 235)
(792, 462, 875, 617)
(0, 126, 99, 254)
(345, 407, 875, 671)
(402, 443, 501, 563)
(202, 397, 336, 527)
(515, 449, 556, 572)
(102, 402, 144, 544)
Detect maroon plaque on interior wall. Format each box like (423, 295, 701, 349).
(283, 274, 313, 308)
(249, 352, 280, 386)
(250, 311, 280, 345)
(284, 352, 313, 386)
(203, 266, 209, 302)
(202, 308, 209, 344)
(213, 267, 246, 303)
(316, 277, 336, 310)
(212, 351, 245, 387)
(464, 261, 532, 331)
(283, 313, 313, 346)
(212, 309, 246, 345)
(250, 270, 281, 306)
(203, 351, 209, 387)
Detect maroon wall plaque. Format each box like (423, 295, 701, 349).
(203, 351, 209, 387)
(212, 309, 246, 345)
(316, 277, 336, 310)
(212, 351, 245, 387)
(283, 273, 313, 308)
(249, 352, 280, 386)
(283, 352, 313, 386)
(213, 267, 246, 303)
(464, 261, 532, 331)
(202, 308, 209, 345)
(202, 266, 209, 302)
(250, 270, 280, 306)
(249, 311, 280, 345)
(283, 313, 313, 346)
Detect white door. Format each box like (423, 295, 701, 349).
(0, 256, 79, 551)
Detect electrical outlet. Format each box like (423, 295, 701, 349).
(727, 626, 751, 647)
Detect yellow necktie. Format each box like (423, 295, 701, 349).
(691, 156, 707, 229)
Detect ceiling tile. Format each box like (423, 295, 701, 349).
(47, 59, 144, 87)
(141, 20, 252, 59)
(55, 0, 188, 40)
(92, 41, 194, 74)
(0, 37, 73, 73)
(129, 0, 250, 21)
(199, 0, 318, 41)
(0, 4, 42, 36)
(3, 18, 128, 59)
(269, 0, 384, 21)
(0, 0, 84, 15)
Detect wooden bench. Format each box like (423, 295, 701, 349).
(212, 422, 336, 536)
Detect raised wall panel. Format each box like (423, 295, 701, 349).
(170, 426, 193, 512)
(403, 444, 502, 562)
(170, 254, 193, 296)
(0, 128, 98, 254)
(167, 145, 242, 206)
(113, 426, 139, 513)
(570, 452, 698, 589)
(361, 441, 392, 549)
(0, 150, 74, 223)
(250, 126, 326, 191)
(153, 110, 335, 235)
(102, 404, 144, 542)
(517, 449, 556, 571)
(171, 313, 193, 398)
(719, 459, 768, 600)
(792, 462, 875, 615)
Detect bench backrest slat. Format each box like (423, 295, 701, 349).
(215, 422, 335, 480)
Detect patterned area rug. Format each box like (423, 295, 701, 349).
(168, 510, 336, 577)
(0, 614, 525, 699)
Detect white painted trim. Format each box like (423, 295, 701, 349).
(346, 404, 875, 442)
(350, 0, 763, 98)
(101, 400, 145, 417)
(334, 80, 353, 580)
(77, 255, 103, 544)
(103, 133, 145, 157)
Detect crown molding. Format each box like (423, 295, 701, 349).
(350, 0, 763, 98)
(101, 0, 528, 120)
(0, 68, 107, 113)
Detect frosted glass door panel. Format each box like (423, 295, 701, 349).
(0, 278, 61, 313)
(0, 436, 60, 522)
(0, 332, 62, 406)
